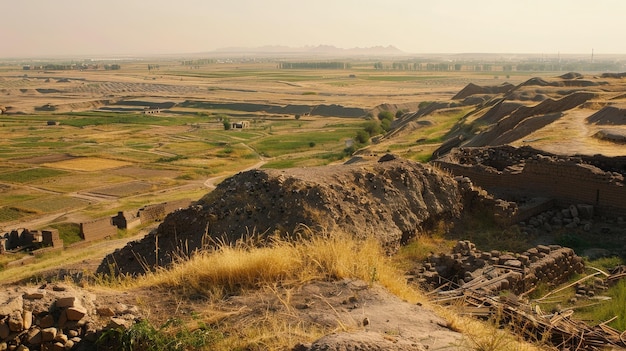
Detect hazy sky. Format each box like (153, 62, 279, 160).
(2, 0, 624, 57)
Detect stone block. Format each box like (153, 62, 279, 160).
(38, 315, 54, 329)
(26, 327, 42, 345)
(55, 297, 75, 308)
(66, 306, 86, 321)
(536, 245, 551, 254)
(96, 307, 115, 317)
(41, 327, 57, 342)
(8, 311, 23, 332)
(23, 290, 46, 300)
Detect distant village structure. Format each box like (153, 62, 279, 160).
(0, 228, 62, 254)
(231, 121, 250, 129)
(1, 199, 192, 256)
(142, 107, 162, 115)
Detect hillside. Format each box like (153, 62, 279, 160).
(375, 72, 626, 159)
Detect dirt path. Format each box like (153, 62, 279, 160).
(203, 159, 267, 189)
(516, 108, 626, 156)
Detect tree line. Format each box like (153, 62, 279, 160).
(278, 62, 352, 69)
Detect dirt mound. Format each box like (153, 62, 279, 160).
(560, 72, 584, 80)
(593, 129, 626, 143)
(601, 72, 626, 79)
(586, 106, 626, 125)
(178, 100, 366, 117)
(452, 82, 514, 100)
(473, 101, 525, 125)
(465, 92, 595, 146)
(99, 157, 464, 275)
(310, 104, 367, 117)
(518, 77, 553, 87)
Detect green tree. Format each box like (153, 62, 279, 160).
(355, 130, 370, 144)
(222, 116, 231, 130)
(380, 118, 392, 132)
(377, 111, 394, 121)
(363, 121, 383, 136)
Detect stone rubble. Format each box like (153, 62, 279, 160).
(0, 284, 137, 350)
(415, 240, 585, 295)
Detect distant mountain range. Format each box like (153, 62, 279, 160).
(210, 45, 405, 56)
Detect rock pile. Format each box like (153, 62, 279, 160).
(417, 241, 584, 294)
(518, 204, 595, 235)
(0, 284, 136, 350)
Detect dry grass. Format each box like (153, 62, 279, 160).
(437, 306, 552, 351)
(131, 231, 411, 300)
(92, 231, 550, 350)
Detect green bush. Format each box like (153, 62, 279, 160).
(355, 130, 370, 144)
(96, 318, 222, 351)
(377, 111, 394, 121)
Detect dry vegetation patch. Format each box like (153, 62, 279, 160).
(44, 157, 132, 171)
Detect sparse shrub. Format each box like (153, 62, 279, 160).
(418, 101, 433, 110)
(309, 141, 316, 147)
(96, 318, 221, 351)
(377, 110, 394, 121)
(363, 121, 382, 136)
(355, 130, 370, 144)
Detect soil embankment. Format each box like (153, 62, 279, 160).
(99, 156, 464, 275)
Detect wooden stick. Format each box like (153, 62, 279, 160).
(535, 272, 602, 301)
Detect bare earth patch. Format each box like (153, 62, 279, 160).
(13, 153, 75, 164)
(88, 180, 154, 197)
(44, 157, 132, 171)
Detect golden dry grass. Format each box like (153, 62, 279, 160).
(94, 231, 550, 351)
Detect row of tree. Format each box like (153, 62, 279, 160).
(278, 62, 351, 69)
(375, 61, 625, 72)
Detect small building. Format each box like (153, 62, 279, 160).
(142, 107, 161, 114)
(231, 121, 250, 129)
(47, 121, 60, 126)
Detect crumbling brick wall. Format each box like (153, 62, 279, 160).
(434, 146, 626, 216)
(137, 199, 191, 223)
(80, 218, 117, 242)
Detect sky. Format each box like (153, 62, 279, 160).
(1, 0, 625, 58)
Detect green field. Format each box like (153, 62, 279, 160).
(0, 105, 367, 226)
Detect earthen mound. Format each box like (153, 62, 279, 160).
(518, 77, 554, 87)
(99, 157, 464, 275)
(586, 106, 626, 125)
(560, 72, 584, 80)
(593, 129, 626, 143)
(452, 82, 514, 100)
(465, 92, 595, 146)
(601, 72, 626, 79)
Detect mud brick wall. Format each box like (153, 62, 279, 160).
(435, 151, 626, 216)
(80, 218, 117, 242)
(42, 229, 62, 248)
(138, 199, 192, 224)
